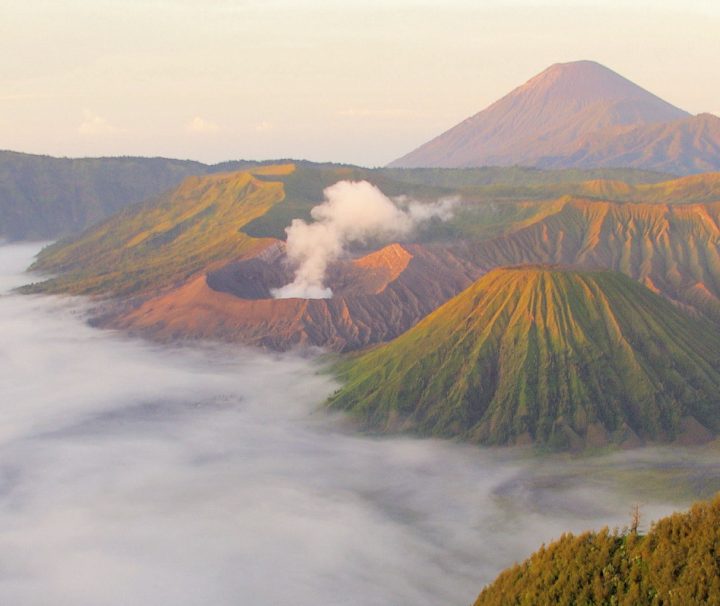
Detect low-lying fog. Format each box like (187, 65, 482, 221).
(1, 243, 719, 606)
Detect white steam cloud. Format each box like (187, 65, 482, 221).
(271, 180, 457, 299)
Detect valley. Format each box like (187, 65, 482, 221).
(1, 242, 720, 606)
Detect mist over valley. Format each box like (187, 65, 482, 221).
(2, 242, 719, 605)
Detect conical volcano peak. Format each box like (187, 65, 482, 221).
(329, 267, 720, 449)
(514, 60, 662, 104)
(387, 60, 719, 172)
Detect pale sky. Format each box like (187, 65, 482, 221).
(2, 0, 719, 166)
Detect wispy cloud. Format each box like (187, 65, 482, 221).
(78, 111, 119, 136)
(254, 120, 274, 132)
(186, 116, 220, 134)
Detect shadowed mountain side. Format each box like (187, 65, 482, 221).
(328, 268, 720, 449)
(0, 152, 203, 239)
(0, 151, 273, 240)
(390, 61, 719, 174)
(546, 113, 720, 174)
(109, 243, 482, 351)
(575, 171, 720, 203)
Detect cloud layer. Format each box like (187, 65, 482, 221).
(1, 243, 718, 605)
(272, 180, 457, 299)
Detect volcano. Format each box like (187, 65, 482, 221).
(390, 61, 720, 174)
(329, 267, 720, 449)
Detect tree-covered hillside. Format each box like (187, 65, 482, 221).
(474, 495, 720, 605)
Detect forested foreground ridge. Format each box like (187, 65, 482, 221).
(474, 495, 720, 605)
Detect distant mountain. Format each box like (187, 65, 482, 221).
(390, 61, 720, 174)
(556, 112, 720, 174)
(474, 495, 720, 605)
(329, 267, 720, 449)
(0, 151, 202, 239)
(0, 151, 265, 240)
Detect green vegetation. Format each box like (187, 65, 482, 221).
(382, 166, 671, 189)
(2, 148, 714, 243)
(245, 167, 720, 243)
(24, 166, 291, 296)
(328, 268, 720, 448)
(20, 159, 720, 319)
(474, 495, 720, 605)
(241, 162, 452, 240)
(0, 150, 281, 240)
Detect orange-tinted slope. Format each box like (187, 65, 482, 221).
(28, 165, 295, 296)
(112, 196, 720, 350)
(467, 199, 720, 323)
(111, 243, 483, 351)
(577, 171, 720, 203)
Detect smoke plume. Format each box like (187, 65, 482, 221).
(271, 180, 457, 299)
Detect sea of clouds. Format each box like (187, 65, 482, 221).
(0, 242, 718, 606)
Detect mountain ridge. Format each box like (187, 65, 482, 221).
(22, 164, 720, 352)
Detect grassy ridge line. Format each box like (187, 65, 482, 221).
(245, 169, 720, 243)
(328, 267, 720, 448)
(382, 166, 673, 188)
(465, 198, 720, 324)
(25, 165, 294, 296)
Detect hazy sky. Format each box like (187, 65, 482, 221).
(2, 0, 719, 165)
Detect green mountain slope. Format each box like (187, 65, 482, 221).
(24, 161, 451, 296)
(23, 160, 717, 296)
(474, 495, 720, 605)
(0, 145, 704, 244)
(24, 165, 293, 296)
(329, 267, 720, 449)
